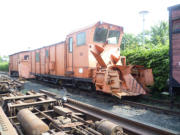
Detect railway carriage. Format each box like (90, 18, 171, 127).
(9, 51, 30, 77)
(169, 4, 180, 94)
(9, 21, 154, 98)
(30, 22, 124, 87)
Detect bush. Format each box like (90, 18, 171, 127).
(0, 62, 9, 71)
(121, 44, 169, 91)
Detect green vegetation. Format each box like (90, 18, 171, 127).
(121, 21, 169, 91)
(121, 45, 169, 91)
(0, 62, 9, 71)
(0, 56, 9, 71)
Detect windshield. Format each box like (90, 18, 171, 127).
(94, 28, 108, 43)
(107, 30, 120, 44)
(93, 28, 120, 44)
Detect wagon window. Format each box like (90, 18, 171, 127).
(77, 32, 86, 46)
(69, 37, 73, 52)
(36, 52, 40, 62)
(94, 27, 108, 43)
(45, 50, 49, 57)
(173, 21, 180, 33)
(107, 30, 120, 44)
(24, 55, 29, 60)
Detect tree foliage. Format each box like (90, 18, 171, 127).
(150, 21, 169, 45)
(0, 62, 9, 71)
(121, 33, 138, 50)
(0, 55, 9, 71)
(0, 55, 9, 62)
(121, 21, 169, 50)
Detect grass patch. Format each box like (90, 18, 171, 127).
(0, 62, 9, 71)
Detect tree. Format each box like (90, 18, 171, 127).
(121, 33, 138, 50)
(2, 56, 9, 62)
(121, 21, 169, 50)
(150, 21, 169, 45)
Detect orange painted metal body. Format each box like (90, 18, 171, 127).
(9, 21, 154, 98)
(90, 44, 154, 98)
(9, 51, 34, 78)
(28, 22, 123, 80)
(18, 51, 34, 78)
(9, 53, 19, 73)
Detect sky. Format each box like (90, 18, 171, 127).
(0, 0, 179, 56)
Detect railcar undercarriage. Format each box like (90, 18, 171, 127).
(0, 90, 125, 135)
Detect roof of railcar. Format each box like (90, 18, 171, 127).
(9, 41, 65, 56)
(9, 21, 123, 55)
(168, 4, 180, 10)
(31, 41, 65, 51)
(9, 51, 30, 56)
(68, 21, 123, 35)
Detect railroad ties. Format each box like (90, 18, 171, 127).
(0, 88, 179, 135)
(0, 72, 179, 135)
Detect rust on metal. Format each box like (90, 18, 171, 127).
(17, 108, 49, 135)
(91, 46, 154, 98)
(0, 89, 126, 135)
(0, 74, 24, 93)
(0, 107, 18, 135)
(0, 86, 179, 135)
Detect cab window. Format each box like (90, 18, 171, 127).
(173, 21, 180, 33)
(94, 27, 108, 43)
(69, 37, 73, 52)
(36, 52, 40, 62)
(24, 55, 29, 60)
(45, 50, 49, 57)
(107, 30, 120, 44)
(77, 32, 86, 46)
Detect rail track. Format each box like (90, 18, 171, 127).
(29, 79, 180, 116)
(1, 75, 179, 135)
(120, 100, 180, 116)
(141, 96, 180, 108)
(40, 89, 180, 135)
(1, 89, 127, 135)
(0, 73, 179, 135)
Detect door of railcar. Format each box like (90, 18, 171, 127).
(45, 47, 50, 74)
(66, 37, 73, 75)
(49, 46, 56, 75)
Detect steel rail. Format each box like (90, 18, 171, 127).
(141, 96, 180, 108)
(64, 98, 179, 135)
(121, 100, 180, 116)
(2, 93, 46, 101)
(39, 89, 180, 135)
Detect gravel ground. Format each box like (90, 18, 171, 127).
(22, 80, 180, 132)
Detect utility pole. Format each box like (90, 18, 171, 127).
(139, 10, 149, 45)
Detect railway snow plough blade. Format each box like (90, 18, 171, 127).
(91, 44, 154, 98)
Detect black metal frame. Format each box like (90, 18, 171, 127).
(10, 71, 19, 77)
(31, 72, 92, 84)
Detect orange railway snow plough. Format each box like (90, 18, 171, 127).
(91, 44, 154, 98)
(9, 21, 154, 99)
